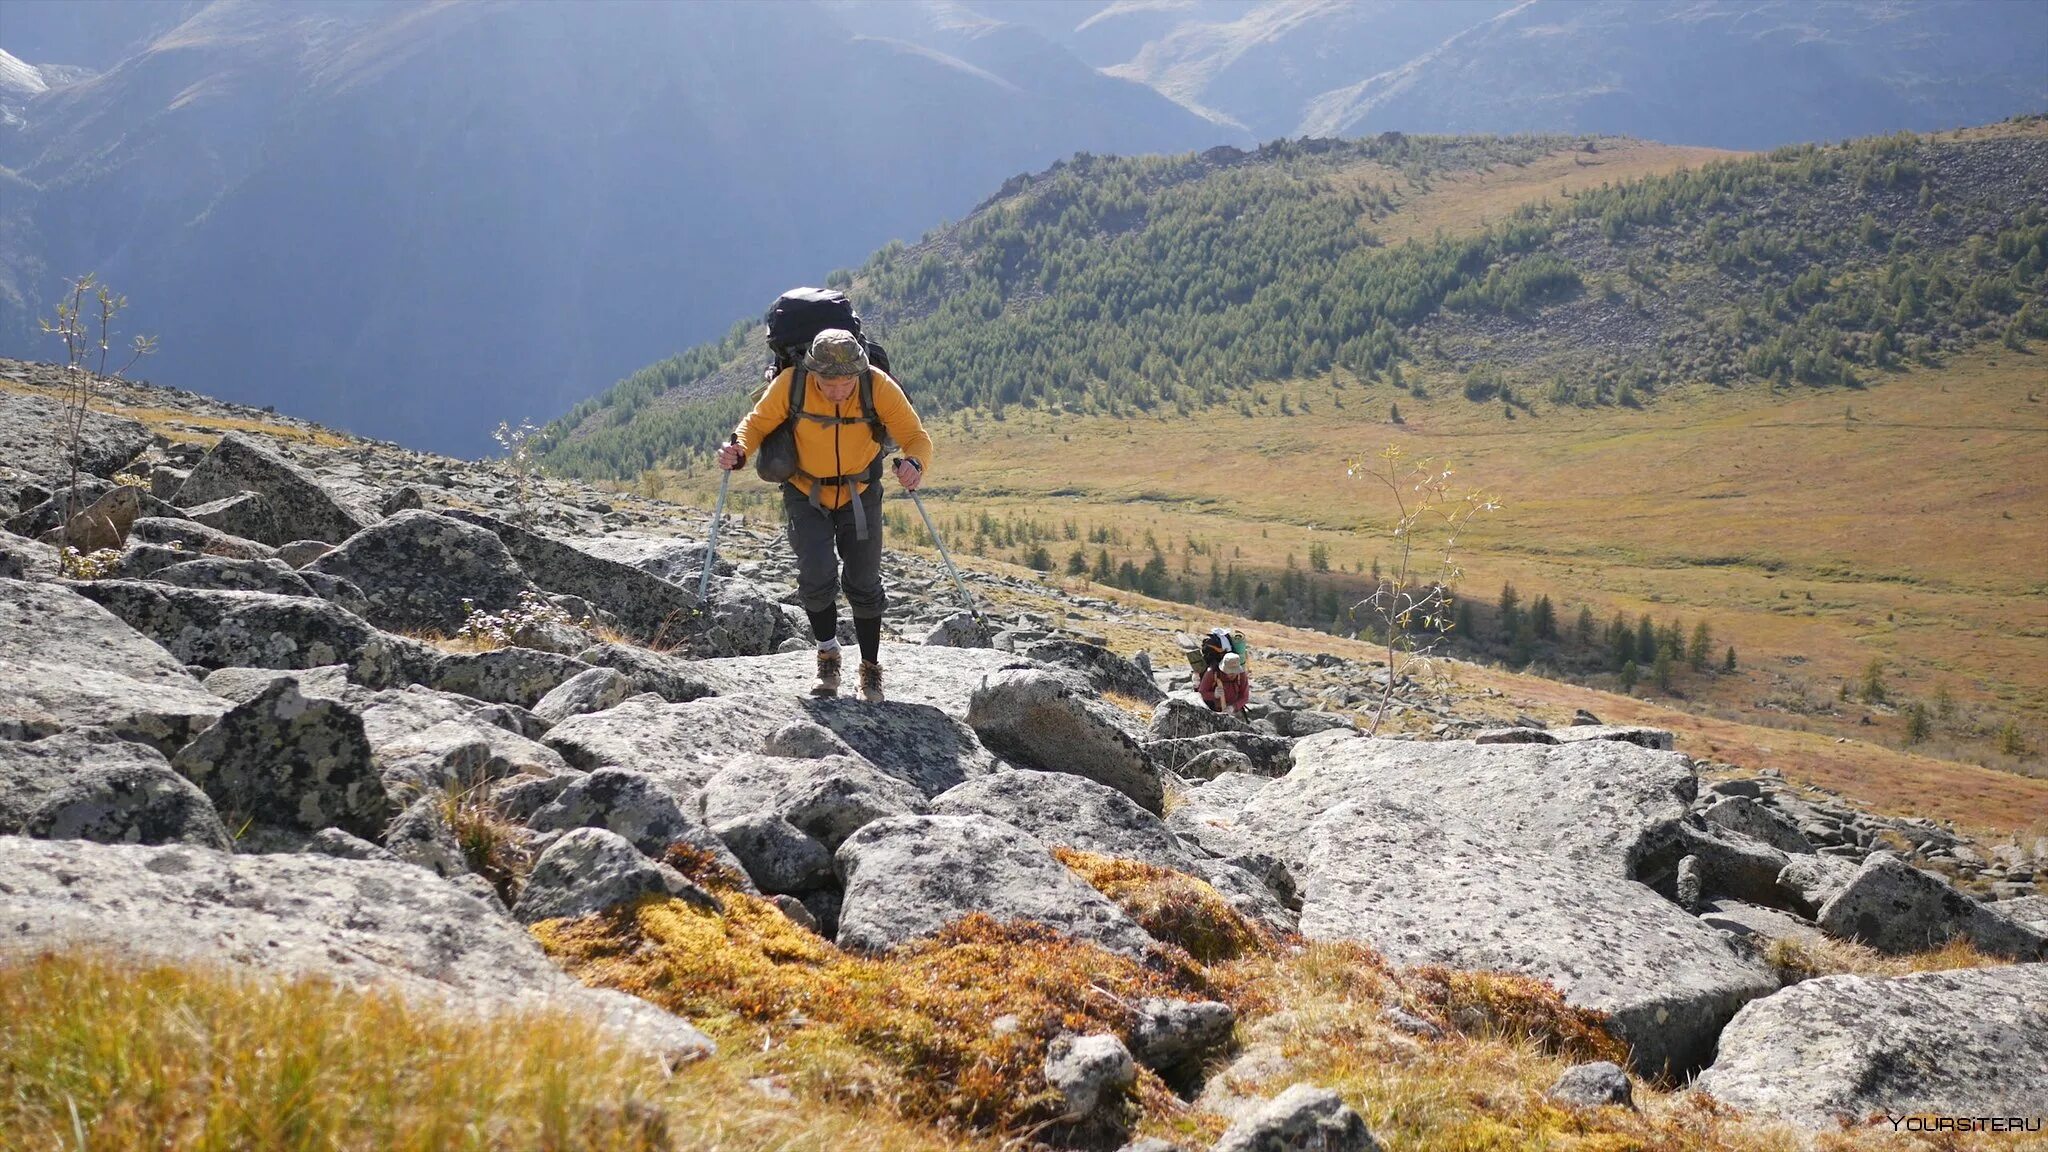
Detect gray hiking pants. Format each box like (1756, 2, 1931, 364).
(783, 481, 886, 619)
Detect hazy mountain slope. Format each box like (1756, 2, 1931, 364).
(907, 0, 2048, 148)
(0, 0, 1223, 455)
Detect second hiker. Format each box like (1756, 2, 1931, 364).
(717, 328, 933, 702)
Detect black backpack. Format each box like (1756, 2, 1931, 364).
(754, 287, 895, 485)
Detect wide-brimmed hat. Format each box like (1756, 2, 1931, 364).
(1220, 652, 1245, 675)
(805, 329, 869, 378)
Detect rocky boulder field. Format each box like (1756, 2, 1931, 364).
(3, 359, 2045, 1149)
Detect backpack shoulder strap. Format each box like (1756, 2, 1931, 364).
(789, 365, 807, 414)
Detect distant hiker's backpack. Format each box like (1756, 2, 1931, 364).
(1180, 627, 1248, 676)
(754, 287, 895, 485)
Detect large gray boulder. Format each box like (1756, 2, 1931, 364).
(152, 556, 316, 597)
(307, 510, 538, 635)
(1211, 1085, 1379, 1152)
(528, 767, 740, 874)
(1147, 697, 1249, 741)
(699, 753, 929, 848)
(0, 578, 227, 751)
(531, 666, 636, 725)
(546, 692, 998, 799)
(1023, 639, 1164, 705)
(1815, 852, 2048, 959)
(182, 491, 282, 547)
(441, 510, 699, 646)
(835, 814, 1156, 956)
(0, 387, 152, 480)
(127, 515, 276, 560)
(0, 528, 61, 580)
(571, 643, 721, 703)
(1695, 964, 2048, 1127)
(170, 677, 394, 840)
(1145, 731, 1295, 779)
(0, 728, 231, 849)
(174, 432, 369, 545)
(0, 835, 713, 1060)
(512, 826, 717, 924)
(423, 647, 589, 709)
(712, 812, 836, 894)
(69, 581, 427, 686)
(1231, 736, 1777, 1076)
(967, 668, 1162, 813)
(1044, 1032, 1138, 1120)
(690, 642, 1025, 717)
(933, 769, 1193, 867)
(1700, 795, 1814, 855)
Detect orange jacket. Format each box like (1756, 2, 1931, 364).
(733, 367, 934, 509)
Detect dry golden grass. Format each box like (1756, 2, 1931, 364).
(1763, 935, 2016, 982)
(0, 950, 992, 1152)
(1054, 847, 1276, 966)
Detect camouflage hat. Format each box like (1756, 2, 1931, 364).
(804, 328, 869, 378)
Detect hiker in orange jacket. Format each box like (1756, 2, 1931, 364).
(717, 329, 933, 703)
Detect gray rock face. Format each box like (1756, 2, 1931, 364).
(712, 811, 835, 894)
(1232, 737, 1778, 1076)
(571, 643, 721, 703)
(687, 577, 784, 658)
(1211, 1085, 1379, 1152)
(174, 433, 369, 545)
(924, 611, 988, 648)
(1269, 709, 1355, 738)
(127, 516, 276, 560)
(307, 510, 537, 635)
(0, 388, 152, 480)
(1, 577, 229, 752)
(1045, 1032, 1137, 1119)
(548, 692, 997, 800)
(1547, 725, 1675, 751)
(1147, 697, 1249, 741)
(171, 677, 394, 840)
(1696, 898, 1829, 950)
(968, 668, 1162, 812)
(153, 556, 315, 597)
(1547, 1062, 1634, 1109)
(424, 647, 589, 709)
(700, 754, 929, 848)
(835, 814, 1156, 956)
(383, 794, 468, 878)
(511, 826, 717, 924)
(1701, 795, 1815, 855)
(441, 509, 700, 646)
(1473, 726, 1556, 745)
(304, 827, 399, 863)
(276, 540, 335, 567)
(691, 642, 1025, 718)
(761, 719, 857, 760)
(528, 767, 738, 871)
(932, 769, 1194, 871)
(1145, 732, 1295, 779)
(203, 664, 352, 704)
(1023, 640, 1164, 705)
(531, 667, 635, 725)
(1815, 852, 2048, 959)
(1695, 964, 2048, 1127)
(0, 727, 231, 849)
(70, 581, 423, 686)
(0, 529, 61, 580)
(0, 836, 712, 1060)
(1130, 998, 1236, 1080)
(1776, 853, 1860, 916)
(183, 491, 282, 546)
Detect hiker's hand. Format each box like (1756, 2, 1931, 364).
(717, 443, 745, 471)
(894, 458, 923, 491)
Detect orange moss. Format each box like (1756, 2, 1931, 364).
(1052, 846, 1276, 964)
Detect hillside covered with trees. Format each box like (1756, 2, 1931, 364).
(541, 120, 2048, 479)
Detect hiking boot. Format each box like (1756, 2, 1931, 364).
(812, 648, 842, 697)
(858, 660, 884, 704)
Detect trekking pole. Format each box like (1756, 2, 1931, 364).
(896, 460, 983, 626)
(698, 435, 736, 603)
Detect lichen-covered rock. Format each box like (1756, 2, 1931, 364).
(307, 511, 537, 635)
(383, 794, 467, 878)
(689, 642, 1024, 718)
(174, 432, 369, 545)
(1232, 737, 1778, 1076)
(69, 580, 426, 687)
(1145, 731, 1296, 779)
(303, 827, 399, 863)
(1547, 1062, 1634, 1110)
(0, 835, 713, 1061)
(0, 727, 231, 849)
(924, 611, 988, 648)
(1, 577, 227, 752)
(1044, 1032, 1137, 1119)
(968, 668, 1161, 812)
(699, 754, 928, 849)
(761, 719, 857, 760)
(933, 769, 1195, 870)
(528, 767, 740, 873)
(183, 491, 282, 546)
(512, 826, 717, 924)
(1700, 795, 1815, 855)
(202, 663, 352, 704)
(423, 647, 589, 709)
(1023, 640, 1163, 704)
(152, 556, 316, 597)
(1211, 1084, 1379, 1152)
(126, 515, 276, 560)
(0, 388, 152, 480)
(1815, 851, 2048, 959)
(276, 539, 335, 568)
(1130, 998, 1236, 1081)
(712, 812, 835, 894)
(1547, 725, 1675, 751)
(441, 509, 700, 646)
(0, 528, 61, 581)
(1695, 964, 2048, 1127)
(531, 666, 636, 725)
(170, 677, 394, 839)
(1147, 697, 1249, 742)
(835, 814, 1156, 956)
(570, 643, 721, 703)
